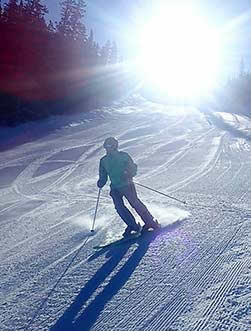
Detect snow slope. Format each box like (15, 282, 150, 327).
(0, 100, 251, 331)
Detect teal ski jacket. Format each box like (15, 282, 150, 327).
(98, 151, 137, 189)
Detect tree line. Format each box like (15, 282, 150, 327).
(0, 0, 132, 126)
(204, 60, 251, 119)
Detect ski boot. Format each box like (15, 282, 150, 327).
(141, 219, 160, 233)
(122, 223, 141, 238)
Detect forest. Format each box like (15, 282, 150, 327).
(0, 0, 136, 126)
(0, 0, 250, 126)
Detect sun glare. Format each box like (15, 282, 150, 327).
(135, 5, 224, 99)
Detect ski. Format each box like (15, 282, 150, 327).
(93, 225, 162, 250)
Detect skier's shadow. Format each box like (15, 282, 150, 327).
(50, 233, 155, 331)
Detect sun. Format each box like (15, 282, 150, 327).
(134, 5, 224, 100)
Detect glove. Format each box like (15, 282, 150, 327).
(122, 170, 133, 184)
(97, 179, 104, 189)
(123, 170, 131, 179)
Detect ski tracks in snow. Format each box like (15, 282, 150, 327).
(87, 213, 250, 331)
(1, 104, 251, 330)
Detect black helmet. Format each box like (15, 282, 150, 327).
(103, 137, 118, 150)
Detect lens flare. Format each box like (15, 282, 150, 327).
(134, 5, 224, 99)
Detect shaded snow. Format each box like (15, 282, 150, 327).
(0, 99, 251, 331)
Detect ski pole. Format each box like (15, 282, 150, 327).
(134, 182, 186, 204)
(91, 188, 101, 232)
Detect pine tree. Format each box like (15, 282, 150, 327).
(0, 1, 3, 21)
(94, 41, 101, 60)
(85, 29, 99, 65)
(23, 0, 48, 28)
(86, 28, 94, 49)
(57, 0, 87, 41)
(47, 20, 56, 33)
(3, 0, 20, 24)
(94, 42, 100, 53)
(110, 41, 118, 65)
(100, 40, 111, 65)
(239, 58, 245, 77)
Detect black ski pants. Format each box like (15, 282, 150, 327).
(110, 183, 154, 228)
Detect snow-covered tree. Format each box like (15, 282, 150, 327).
(110, 41, 118, 64)
(47, 20, 56, 33)
(57, 0, 87, 41)
(0, 0, 3, 21)
(23, 0, 48, 27)
(100, 40, 111, 65)
(239, 58, 246, 77)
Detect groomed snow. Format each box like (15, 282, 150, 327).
(0, 98, 250, 330)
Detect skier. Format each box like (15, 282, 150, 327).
(97, 137, 159, 237)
